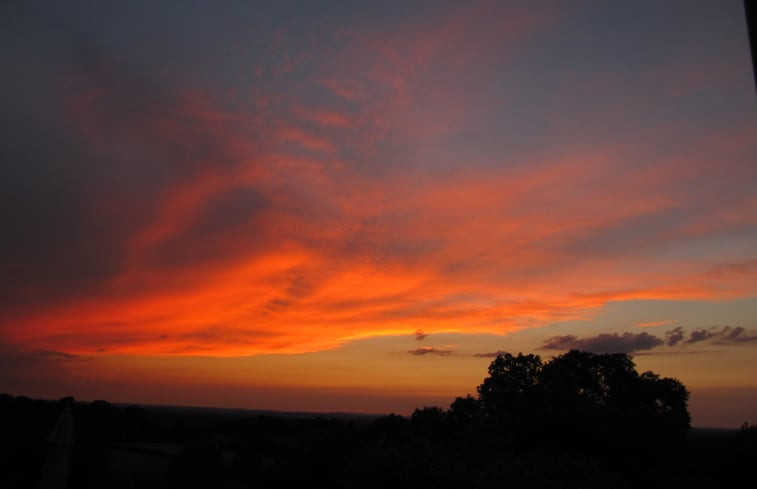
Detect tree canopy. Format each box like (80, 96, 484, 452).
(438, 350, 691, 449)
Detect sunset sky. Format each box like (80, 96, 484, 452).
(2, 0, 756, 427)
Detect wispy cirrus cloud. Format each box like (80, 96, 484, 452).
(637, 320, 676, 328)
(408, 347, 454, 357)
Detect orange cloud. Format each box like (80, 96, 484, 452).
(635, 320, 676, 329)
(1, 0, 755, 364)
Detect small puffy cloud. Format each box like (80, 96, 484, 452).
(414, 329, 428, 341)
(408, 346, 452, 356)
(665, 326, 685, 346)
(541, 332, 663, 354)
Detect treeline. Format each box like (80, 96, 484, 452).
(1, 351, 755, 488)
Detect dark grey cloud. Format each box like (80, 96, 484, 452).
(540, 326, 757, 355)
(665, 326, 685, 346)
(541, 332, 664, 354)
(0, 105, 135, 305)
(687, 328, 718, 344)
(686, 326, 757, 345)
(718, 326, 757, 344)
(0, 3, 284, 313)
(408, 347, 452, 356)
(0, 342, 91, 396)
(0, 21, 190, 293)
(472, 351, 506, 358)
(634, 350, 718, 356)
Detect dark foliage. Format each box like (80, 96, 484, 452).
(473, 350, 691, 450)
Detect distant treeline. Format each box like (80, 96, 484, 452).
(2, 350, 755, 488)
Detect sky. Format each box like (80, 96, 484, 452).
(1, 0, 756, 428)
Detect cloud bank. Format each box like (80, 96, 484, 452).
(541, 326, 757, 354)
(541, 332, 664, 354)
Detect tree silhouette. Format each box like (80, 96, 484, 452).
(467, 350, 690, 448)
(477, 352, 543, 416)
(447, 395, 480, 424)
(410, 406, 446, 441)
(636, 371, 690, 438)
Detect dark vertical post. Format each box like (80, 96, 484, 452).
(39, 404, 75, 489)
(746, 0, 757, 95)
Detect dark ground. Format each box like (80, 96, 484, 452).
(1, 393, 754, 489)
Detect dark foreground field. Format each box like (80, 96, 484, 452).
(1, 393, 754, 489)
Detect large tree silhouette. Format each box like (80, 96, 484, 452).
(467, 350, 690, 448)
